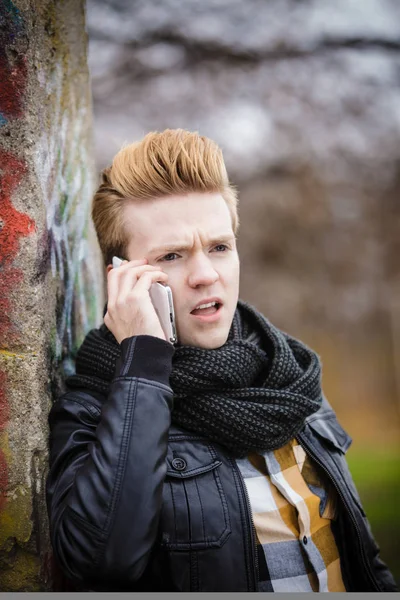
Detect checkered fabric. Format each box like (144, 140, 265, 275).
(235, 438, 346, 592)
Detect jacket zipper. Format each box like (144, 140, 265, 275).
(232, 460, 259, 591)
(297, 432, 381, 592)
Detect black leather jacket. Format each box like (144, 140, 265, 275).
(46, 335, 397, 592)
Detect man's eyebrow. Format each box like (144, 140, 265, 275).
(148, 234, 236, 255)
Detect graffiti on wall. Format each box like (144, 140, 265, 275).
(0, 0, 103, 573)
(0, 149, 36, 512)
(2, 0, 102, 362)
(0, 0, 34, 530)
(34, 58, 102, 365)
(0, 151, 36, 341)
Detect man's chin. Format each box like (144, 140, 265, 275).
(177, 328, 229, 350)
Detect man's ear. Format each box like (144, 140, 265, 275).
(106, 264, 113, 274)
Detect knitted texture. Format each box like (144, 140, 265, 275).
(65, 299, 322, 457)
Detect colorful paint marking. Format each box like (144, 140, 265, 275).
(0, 149, 36, 347)
(34, 60, 103, 360)
(0, 150, 35, 260)
(0, 1, 103, 589)
(0, 0, 30, 535)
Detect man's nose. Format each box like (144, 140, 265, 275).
(187, 254, 220, 288)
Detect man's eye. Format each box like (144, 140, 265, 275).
(160, 253, 178, 262)
(159, 246, 228, 261)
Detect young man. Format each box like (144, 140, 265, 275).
(46, 129, 397, 592)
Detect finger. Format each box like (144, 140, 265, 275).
(116, 258, 147, 270)
(118, 264, 164, 300)
(107, 258, 147, 304)
(122, 258, 148, 266)
(108, 258, 147, 280)
(132, 270, 169, 296)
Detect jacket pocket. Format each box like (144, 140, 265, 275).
(159, 438, 231, 551)
(306, 414, 366, 517)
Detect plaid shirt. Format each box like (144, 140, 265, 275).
(236, 438, 346, 592)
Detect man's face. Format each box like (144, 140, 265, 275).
(114, 192, 240, 349)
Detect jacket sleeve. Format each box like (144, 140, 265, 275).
(362, 508, 398, 591)
(46, 334, 175, 588)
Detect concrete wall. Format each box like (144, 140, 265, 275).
(0, 0, 103, 591)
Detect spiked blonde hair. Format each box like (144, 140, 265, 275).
(91, 128, 239, 267)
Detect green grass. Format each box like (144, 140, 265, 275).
(346, 445, 400, 586)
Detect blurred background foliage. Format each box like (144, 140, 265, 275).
(86, 0, 400, 583)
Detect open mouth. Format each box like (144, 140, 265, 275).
(190, 302, 223, 321)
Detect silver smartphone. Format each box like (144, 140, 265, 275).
(112, 256, 177, 344)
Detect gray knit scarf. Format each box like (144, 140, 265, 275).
(65, 299, 322, 457)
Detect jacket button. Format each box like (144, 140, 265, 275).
(303, 536, 308, 545)
(171, 457, 187, 471)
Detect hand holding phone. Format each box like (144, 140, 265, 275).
(107, 256, 177, 345)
